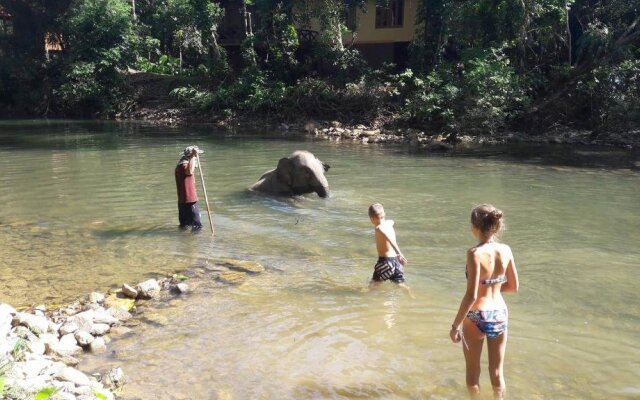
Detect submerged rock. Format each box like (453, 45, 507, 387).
(220, 258, 265, 274)
(217, 271, 247, 285)
(104, 294, 136, 312)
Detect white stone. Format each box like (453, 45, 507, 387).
(69, 310, 95, 332)
(5, 375, 50, 394)
(56, 366, 92, 386)
(59, 333, 77, 347)
(52, 380, 76, 392)
(89, 337, 107, 354)
(136, 279, 160, 299)
(14, 312, 49, 334)
(51, 333, 82, 357)
(26, 338, 46, 355)
(39, 332, 60, 353)
(88, 292, 105, 304)
(109, 326, 133, 337)
(0, 306, 13, 338)
(90, 323, 110, 336)
(121, 283, 138, 299)
(47, 320, 60, 334)
(8, 359, 58, 379)
(107, 306, 132, 321)
(0, 303, 17, 315)
(103, 366, 125, 389)
(74, 330, 95, 346)
(176, 283, 190, 294)
(59, 321, 80, 335)
(92, 310, 119, 325)
(53, 391, 77, 400)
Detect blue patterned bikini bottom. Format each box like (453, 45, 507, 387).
(466, 309, 508, 338)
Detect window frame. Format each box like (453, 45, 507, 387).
(375, 0, 404, 29)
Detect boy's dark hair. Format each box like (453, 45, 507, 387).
(368, 203, 385, 217)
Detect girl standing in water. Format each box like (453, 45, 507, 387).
(450, 204, 519, 399)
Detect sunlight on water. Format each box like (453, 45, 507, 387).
(1, 121, 639, 399)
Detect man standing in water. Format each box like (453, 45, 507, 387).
(175, 145, 203, 231)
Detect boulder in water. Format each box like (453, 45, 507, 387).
(104, 294, 135, 312)
(217, 271, 247, 285)
(220, 258, 265, 274)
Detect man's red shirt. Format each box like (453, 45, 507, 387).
(175, 161, 198, 203)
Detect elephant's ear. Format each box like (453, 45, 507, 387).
(322, 161, 330, 172)
(276, 157, 294, 186)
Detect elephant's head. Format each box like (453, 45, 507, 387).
(276, 150, 330, 198)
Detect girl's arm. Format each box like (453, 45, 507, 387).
(450, 249, 480, 341)
(501, 247, 519, 293)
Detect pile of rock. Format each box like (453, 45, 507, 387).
(0, 299, 123, 400)
(0, 276, 189, 400)
(0, 258, 265, 400)
(310, 121, 456, 151)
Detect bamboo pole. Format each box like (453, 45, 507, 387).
(196, 153, 214, 236)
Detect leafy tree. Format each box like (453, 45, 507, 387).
(54, 0, 137, 115)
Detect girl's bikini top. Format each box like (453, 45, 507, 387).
(465, 267, 507, 285)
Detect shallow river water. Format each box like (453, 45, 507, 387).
(1, 121, 639, 399)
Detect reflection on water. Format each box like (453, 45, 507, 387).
(1, 121, 639, 399)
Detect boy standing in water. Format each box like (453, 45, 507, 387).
(368, 203, 412, 296)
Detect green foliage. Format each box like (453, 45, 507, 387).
(49, 0, 137, 115)
(266, 4, 299, 78)
(64, 0, 137, 68)
(313, 46, 369, 86)
(138, 54, 182, 75)
(459, 49, 529, 132)
(574, 59, 640, 129)
(395, 68, 460, 130)
(34, 387, 58, 400)
(171, 86, 216, 109)
(93, 388, 109, 400)
(12, 339, 27, 361)
(53, 61, 127, 116)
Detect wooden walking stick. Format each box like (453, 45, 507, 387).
(196, 153, 214, 236)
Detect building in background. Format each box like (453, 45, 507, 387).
(344, 0, 417, 67)
(218, 0, 418, 68)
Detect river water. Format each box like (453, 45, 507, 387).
(1, 121, 639, 399)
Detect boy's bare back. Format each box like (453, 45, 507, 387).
(375, 219, 398, 257)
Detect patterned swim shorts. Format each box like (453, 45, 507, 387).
(372, 257, 405, 283)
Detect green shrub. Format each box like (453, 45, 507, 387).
(575, 59, 640, 130)
(459, 49, 529, 133)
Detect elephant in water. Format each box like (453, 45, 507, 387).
(250, 150, 331, 198)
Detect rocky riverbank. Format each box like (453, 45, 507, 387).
(0, 258, 265, 400)
(120, 103, 640, 150)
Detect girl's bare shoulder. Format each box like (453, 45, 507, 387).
(495, 242, 513, 258)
